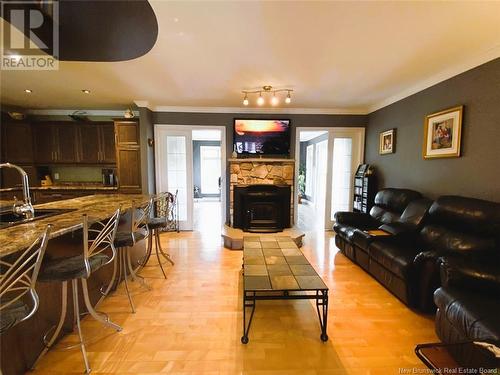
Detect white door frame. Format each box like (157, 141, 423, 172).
(294, 127, 365, 229)
(154, 124, 227, 229)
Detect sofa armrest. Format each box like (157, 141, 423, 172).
(412, 250, 458, 312)
(334, 211, 377, 228)
(440, 256, 500, 293)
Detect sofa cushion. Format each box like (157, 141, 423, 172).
(369, 240, 421, 279)
(434, 287, 500, 342)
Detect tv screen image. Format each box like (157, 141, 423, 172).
(234, 119, 290, 155)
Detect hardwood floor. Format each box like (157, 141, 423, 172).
(32, 226, 437, 374)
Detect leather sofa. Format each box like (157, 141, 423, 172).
(334, 193, 499, 311)
(334, 188, 424, 267)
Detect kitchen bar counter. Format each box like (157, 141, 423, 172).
(1, 194, 152, 375)
(0, 194, 149, 257)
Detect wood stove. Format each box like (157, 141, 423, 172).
(233, 184, 291, 232)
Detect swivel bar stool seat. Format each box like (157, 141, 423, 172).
(0, 225, 52, 334)
(32, 209, 122, 374)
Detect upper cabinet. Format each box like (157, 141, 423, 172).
(115, 120, 140, 146)
(114, 120, 142, 193)
(33, 122, 78, 164)
(77, 122, 116, 164)
(1, 122, 34, 163)
(31, 121, 115, 165)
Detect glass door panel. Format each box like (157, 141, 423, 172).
(200, 146, 221, 195)
(155, 127, 193, 230)
(330, 138, 353, 219)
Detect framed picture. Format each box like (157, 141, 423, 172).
(423, 106, 463, 159)
(379, 129, 396, 155)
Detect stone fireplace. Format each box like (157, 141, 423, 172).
(229, 159, 295, 228)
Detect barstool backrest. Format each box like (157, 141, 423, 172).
(131, 198, 153, 242)
(82, 208, 121, 276)
(0, 225, 52, 322)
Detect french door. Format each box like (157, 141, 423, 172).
(295, 127, 365, 230)
(154, 127, 193, 230)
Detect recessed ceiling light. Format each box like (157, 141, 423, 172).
(24, 89, 32, 93)
(81, 89, 91, 94)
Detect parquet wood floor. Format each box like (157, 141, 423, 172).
(32, 227, 437, 374)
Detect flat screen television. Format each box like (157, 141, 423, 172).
(233, 119, 290, 155)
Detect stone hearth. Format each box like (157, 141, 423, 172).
(228, 158, 295, 227)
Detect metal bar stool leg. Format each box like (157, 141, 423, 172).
(100, 252, 118, 298)
(126, 246, 151, 290)
(72, 279, 91, 374)
(154, 230, 167, 279)
(156, 230, 175, 266)
(121, 249, 135, 313)
(81, 278, 122, 332)
(31, 281, 68, 370)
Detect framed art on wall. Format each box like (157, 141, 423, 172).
(379, 129, 396, 155)
(423, 106, 463, 159)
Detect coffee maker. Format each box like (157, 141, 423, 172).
(101, 169, 116, 186)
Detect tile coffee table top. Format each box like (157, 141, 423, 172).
(242, 236, 328, 292)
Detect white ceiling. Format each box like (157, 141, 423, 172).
(2, 1, 500, 113)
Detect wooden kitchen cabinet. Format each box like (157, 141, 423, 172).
(33, 123, 55, 163)
(114, 120, 141, 193)
(77, 124, 101, 163)
(99, 124, 116, 163)
(1, 122, 34, 163)
(77, 122, 116, 164)
(33, 122, 78, 164)
(57, 124, 78, 163)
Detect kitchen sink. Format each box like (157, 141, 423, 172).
(0, 208, 76, 229)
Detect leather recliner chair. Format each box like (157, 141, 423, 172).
(434, 256, 500, 346)
(334, 188, 423, 267)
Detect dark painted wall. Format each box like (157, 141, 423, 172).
(151, 112, 367, 222)
(152, 112, 367, 160)
(139, 107, 155, 194)
(193, 140, 221, 197)
(366, 58, 500, 202)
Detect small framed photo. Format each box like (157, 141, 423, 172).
(423, 106, 463, 159)
(379, 129, 396, 155)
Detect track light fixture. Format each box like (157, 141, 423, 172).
(241, 85, 293, 106)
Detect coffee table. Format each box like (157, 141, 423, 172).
(241, 236, 329, 344)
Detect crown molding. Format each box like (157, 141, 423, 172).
(368, 47, 500, 113)
(27, 109, 139, 117)
(146, 105, 369, 115)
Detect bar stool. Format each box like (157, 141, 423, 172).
(108, 199, 152, 313)
(32, 209, 121, 374)
(0, 225, 51, 334)
(140, 192, 175, 278)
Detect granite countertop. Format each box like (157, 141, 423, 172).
(0, 185, 118, 192)
(0, 194, 150, 257)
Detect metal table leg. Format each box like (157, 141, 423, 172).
(241, 291, 256, 344)
(316, 290, 329, 342)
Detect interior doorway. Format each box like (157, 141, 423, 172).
(154, 125, 226, 231)
(192, 130, 222, 232)
(295, 127, 365, 230)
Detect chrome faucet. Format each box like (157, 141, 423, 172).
(0, 163, 34, 219)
